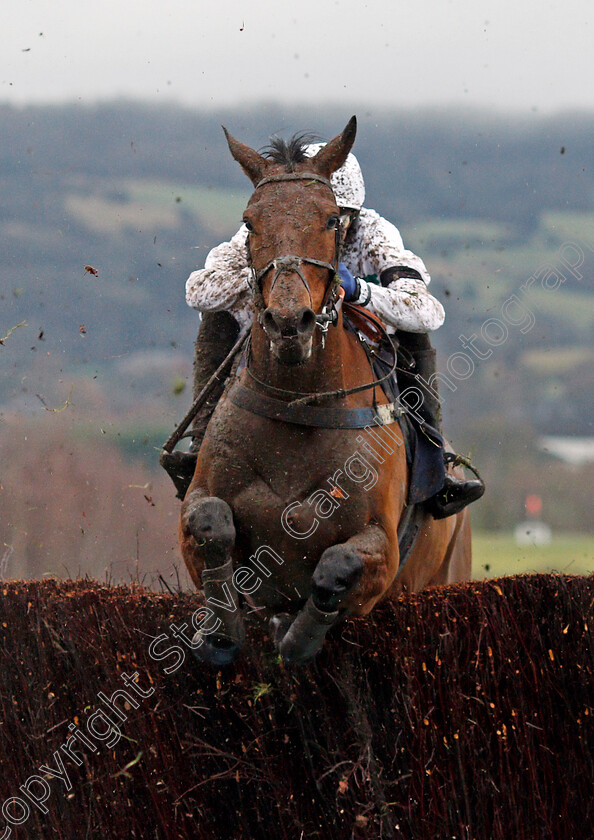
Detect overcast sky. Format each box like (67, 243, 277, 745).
(2, 0, 593, 113)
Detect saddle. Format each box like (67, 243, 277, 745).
(342, 301, 386, 344)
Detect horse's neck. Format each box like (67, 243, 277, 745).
(248, 322, 348, 397)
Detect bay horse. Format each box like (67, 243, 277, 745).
(179, 117, 471, 666)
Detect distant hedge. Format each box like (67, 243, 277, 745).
(0, 574, 591, 839)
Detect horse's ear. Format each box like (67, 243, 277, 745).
(310, 116, 357, 179)
(223, 126, 270, 186)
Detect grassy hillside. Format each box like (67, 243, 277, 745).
(473, 532, 594, 578)
(1, 102, 592, 556)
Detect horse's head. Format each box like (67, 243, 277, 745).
(224, 117, 357, 365)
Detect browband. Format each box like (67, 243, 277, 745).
(255, 172, 333, 190)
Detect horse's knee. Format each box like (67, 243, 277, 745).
(182, 496, 235, 565)
(312, 544, 363, 611)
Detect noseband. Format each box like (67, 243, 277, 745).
(247, 172, 343, 348)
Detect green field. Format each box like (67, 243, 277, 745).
(127, 179, 250, 237)
(472, 531, 594, 579)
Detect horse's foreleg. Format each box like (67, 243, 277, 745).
(180, 490, 244, 665)
(272, 523, 392, 665)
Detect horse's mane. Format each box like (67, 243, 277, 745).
(260, 132, 320, 172)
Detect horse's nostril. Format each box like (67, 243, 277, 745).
(263, 307, 316, 340)
(262, 309, 281, 336)
(297, 307, 316, 335)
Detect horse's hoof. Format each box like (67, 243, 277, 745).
(270, 615, 317, 665)
(271, 614, 317, 664)
(312, 545, 363, 611)
(269, 613, 293, 649)
(278, 644, 316, 668)
(191, 633, 240, 666)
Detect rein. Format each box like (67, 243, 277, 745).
(245, 306, 399, 407)
(245, 170, 398, 411)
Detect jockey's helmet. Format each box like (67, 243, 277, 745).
(305, 143, 365, 212)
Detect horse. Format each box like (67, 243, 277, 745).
(179, 117, 471, 666)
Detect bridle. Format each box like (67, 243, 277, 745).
(244, 169, 398, 406)
(247, 172, 343, 349)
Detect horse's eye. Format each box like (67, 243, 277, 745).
(326, 215, 339, 230)
(243, 219, 254, 233)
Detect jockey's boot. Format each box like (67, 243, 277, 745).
(190, 311, 240, 452)
(396, 331, 484, 520)
(160, 312, 240, 499)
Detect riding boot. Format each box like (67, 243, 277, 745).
(396, 331, 485, 520)
(160, 312, 240, 499)
(190, 311, 240, 452)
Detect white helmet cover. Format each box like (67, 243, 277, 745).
(304, 143, 365, 211)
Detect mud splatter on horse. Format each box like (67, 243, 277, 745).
(179, 118, 471, 665)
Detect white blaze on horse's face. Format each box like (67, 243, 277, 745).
(223, 117, 358, 366)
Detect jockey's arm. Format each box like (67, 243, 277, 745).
(343, 209, 444, 334)
(186, 211, 444, 336)
(185, 225, 254, 335)
(366, 275, 445, 333)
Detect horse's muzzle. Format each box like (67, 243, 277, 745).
(261, 306, 316, 364)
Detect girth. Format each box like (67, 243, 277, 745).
(229, 382, 404, 430)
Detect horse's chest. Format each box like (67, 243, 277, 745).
(207, 419, 371, 555)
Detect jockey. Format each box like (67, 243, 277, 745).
(181, 145, 484, 518)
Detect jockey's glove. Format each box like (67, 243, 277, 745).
(339, 262, 372, 306)
(338, 262, 357, 299)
